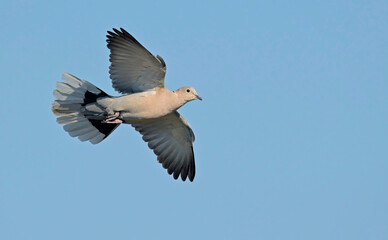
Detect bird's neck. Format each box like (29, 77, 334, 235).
(171, 91, 187, 111)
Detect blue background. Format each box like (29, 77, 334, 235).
(1, 1, 387, 239)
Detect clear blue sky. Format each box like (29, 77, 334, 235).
(1, 1, 387, 239)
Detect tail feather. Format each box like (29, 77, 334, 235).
(56, 113, 83, 124)
(78, 129, 101, 142)
(63, 120, 90, 132)
(52, 73, 120, 144)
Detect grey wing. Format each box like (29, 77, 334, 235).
(106, 28, 166, 94)
(132, 112, 196, 182)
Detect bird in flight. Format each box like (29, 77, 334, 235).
(52, 28, 201, 181)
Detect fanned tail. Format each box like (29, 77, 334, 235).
(52, 73, 120, 144)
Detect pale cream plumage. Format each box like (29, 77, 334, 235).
(52, 28, 201, 181)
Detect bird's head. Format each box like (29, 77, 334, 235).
(175, 87, 202, 102)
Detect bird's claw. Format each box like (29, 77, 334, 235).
(103, 112, 122, 124)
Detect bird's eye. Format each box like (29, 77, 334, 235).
(186, 89, 190, 93)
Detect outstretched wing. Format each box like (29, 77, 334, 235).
(107, 28, 166, 94)
(132, 112, 196, 181)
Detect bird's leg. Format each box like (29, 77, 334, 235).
(103, 112, 123, 124)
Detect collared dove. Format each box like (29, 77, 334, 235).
(52, 28, 201, 182)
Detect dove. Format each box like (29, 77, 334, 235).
(52, 28, 201, 181)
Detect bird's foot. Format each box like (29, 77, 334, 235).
(103, 112, 123, 124)
(105, 119, 123, 124)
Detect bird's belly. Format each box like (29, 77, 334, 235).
(119, 107, 171, 123)
(108, 92, 177, 123)
(114, 100, 173, 123)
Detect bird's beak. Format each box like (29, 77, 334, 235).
(195, 94, 202, 101)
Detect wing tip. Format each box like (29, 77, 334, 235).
(106, 27, 142, 46)
(164, 157, 195, 182)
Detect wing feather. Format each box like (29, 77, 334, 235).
(132, 112, 196, 181)
(107, 28, 166, 94)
